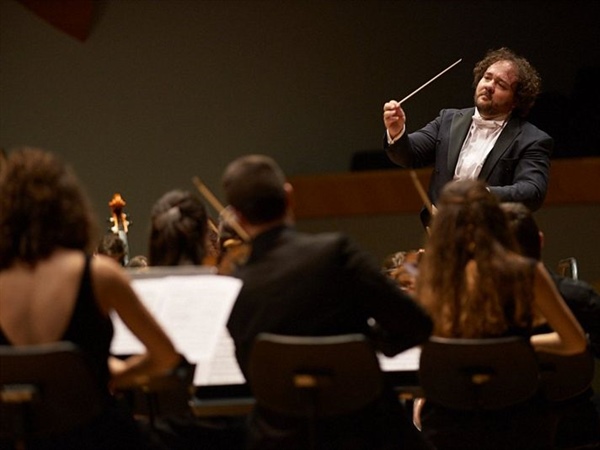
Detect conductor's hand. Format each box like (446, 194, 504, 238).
(383, 100, 406, 140)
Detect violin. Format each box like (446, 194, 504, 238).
(216, 237, 251, 275)
(108, 193, 131, 266)
(192, 176, 251, 275)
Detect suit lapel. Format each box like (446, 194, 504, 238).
(478, 116, 521, 180)
(448, 108, 473, 171)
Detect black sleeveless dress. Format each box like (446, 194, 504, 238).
(0, 255, 149, 450)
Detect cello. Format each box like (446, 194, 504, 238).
(108, 193, 131, 266)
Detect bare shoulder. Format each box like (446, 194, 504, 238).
(91, 255, 141, 315)
(533, 261, 552, 281)
(90, 255, 133, 300)
(91, 254, 129, 283)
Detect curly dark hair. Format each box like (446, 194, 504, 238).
(473, 47, 541, 117)
(0, 147, 99, 269)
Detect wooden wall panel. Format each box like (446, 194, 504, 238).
(289, 158, 600, 219)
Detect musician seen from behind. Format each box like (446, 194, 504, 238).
(148, 189, 209, 267)
(146, 188, 247, 449)
(221, 154, 434, 450)
(96, 232, 127, 266)
(383, 47, 552, 227)
(0, 147, 182, 449)
(501, 202, 600, 449)
(413, 179, 586, 449)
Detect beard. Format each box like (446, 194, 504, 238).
(474, 92, 512, 119)
(475, 93, 496, 117)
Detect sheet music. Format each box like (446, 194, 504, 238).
(378, 346, 421, 372)
(110, 270, 245, 386)
(200, 329, 246, 386)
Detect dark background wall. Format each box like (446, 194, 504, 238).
(1, 0, 599, 280)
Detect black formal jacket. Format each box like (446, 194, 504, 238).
(227, 225, 433, 378)
(385, 107, 553, 224)
(227, 225, 434, 449)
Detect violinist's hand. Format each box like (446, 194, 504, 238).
(383, 100, 406, 141)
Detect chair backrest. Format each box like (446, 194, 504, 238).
(418, 336, 540, 411)
(557, 257, 578, 280)
(0, 342, 106, 440)
(537, 349, 594, 402)
(248, 333, 383, 418)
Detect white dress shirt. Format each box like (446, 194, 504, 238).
(454, 110, 508, 181)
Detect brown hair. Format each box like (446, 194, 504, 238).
(221, 154, 287, 225)
(501, 202, 542, 261)
(473, 47, 541, 117)
(416, 180, 534, 338)
(148, 189, 208, 266)
(0, 147, 99, 269)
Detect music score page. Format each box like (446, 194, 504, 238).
(110, 271, 244, 386)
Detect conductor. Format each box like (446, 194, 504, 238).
(382, 47, 553, 227)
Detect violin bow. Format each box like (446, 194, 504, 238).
(409, 170, 434, 216)
(399, 58, 462, 105)
(399, 58, 462, 216)
(192, 176, 250, 242)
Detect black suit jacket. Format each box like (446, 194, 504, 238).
(227, 225, 434, 449)
(385, 108, 553, 224)
(227, 225, 433, 378)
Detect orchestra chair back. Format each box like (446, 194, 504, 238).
(418, 336, 540, 411)
(537, 349, 594, 402)
(0, 342, 106, 449)
(248, 333, 383, 449)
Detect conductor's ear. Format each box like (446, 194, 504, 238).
(284, 182, 294, 205)
(284, 182, 295, 220)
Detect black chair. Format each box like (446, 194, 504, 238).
(418, 336, 540, 411)
(248, 333, 384, 450)
(0, 342, 106, 449)
(537, 349, 595, 402)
